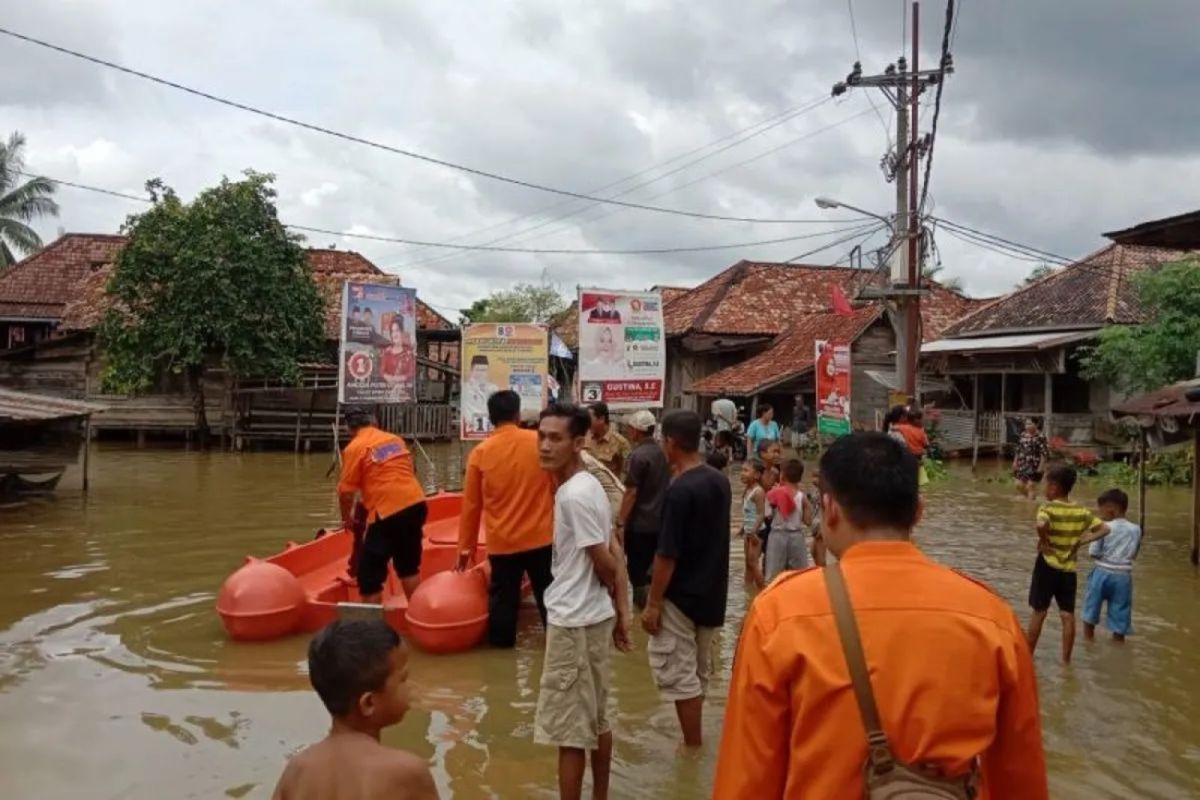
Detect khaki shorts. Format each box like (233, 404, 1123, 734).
(533, 618, 614, 750)
(647, 600, 717, 702)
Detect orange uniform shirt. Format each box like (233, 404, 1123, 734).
(458, 424, 553, 556)
(714, 541, 1047, 800)
(337, 426, 425, 522)
(895, 422, 930, 457)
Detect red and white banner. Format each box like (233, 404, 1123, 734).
(577, 289, 665, 409)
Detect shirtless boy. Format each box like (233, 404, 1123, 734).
(272, 619, 438, 800)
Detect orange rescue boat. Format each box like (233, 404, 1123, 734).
(216, 492, 493, 652)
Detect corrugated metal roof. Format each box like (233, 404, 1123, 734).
(0, 388, 106, 422)
(921, 330, 1097, 355)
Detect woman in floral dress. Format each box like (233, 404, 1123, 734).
(1012, 417, 1050, 499)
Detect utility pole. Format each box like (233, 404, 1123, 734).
(832, 0, 951, 400)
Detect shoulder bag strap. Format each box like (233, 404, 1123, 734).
(824, 562, 895, 774)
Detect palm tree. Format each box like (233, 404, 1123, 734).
(0, 132, 60, 267)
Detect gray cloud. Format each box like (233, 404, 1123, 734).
(0, 0, 1194, 315)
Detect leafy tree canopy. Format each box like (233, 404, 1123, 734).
(460, 276, 568, 325)
(1081, 258, 1200, 393)
(1018, 263, 1057, 288)
(98, 172, 325, 431)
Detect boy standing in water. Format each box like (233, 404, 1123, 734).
(272, 620, 438, 800)
(1025, 465, 1110, 664)
(740, 460, 766, 588)
(764, 459, 813, 582)
(1083, 488, 1142, 642)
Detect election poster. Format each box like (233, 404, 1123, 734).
(460, 323, 549, 440)
(338, 281, 418, 404)
(815, 339, 852, 436)
(577, 289, 665, 409)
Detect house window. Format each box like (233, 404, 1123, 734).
(7, 325, 26, 349)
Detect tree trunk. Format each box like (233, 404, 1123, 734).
(187, 363, 211, 449)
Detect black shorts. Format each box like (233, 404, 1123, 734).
(1028, 554, 1077, 613)
(358, 501, 427, 595)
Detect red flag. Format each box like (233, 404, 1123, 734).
(831, 283, 854, 317)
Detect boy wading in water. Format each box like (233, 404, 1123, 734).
(534, 404, 632, 800)
(272, 620, 438, 800)
(1082, 488, 1142, 643)
(1025, 465, 1110, 664)
(764, 458, 814, 582)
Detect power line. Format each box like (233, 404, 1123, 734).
(787, 223, 887, 263)
(24, 168, 878, 257)
(917, 0, 954, 216)
(290, 221, 881, 256)
(846, 0, 893, 146)
(401, 104, 877, 270)
(395, 93, 836, 262)
(932, 217, 1072, 264)
(0, 25, 836, 226)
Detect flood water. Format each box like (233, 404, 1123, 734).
(1, 444, 1198, 799)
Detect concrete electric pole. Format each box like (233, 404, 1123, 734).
(832, 0, 952, 400)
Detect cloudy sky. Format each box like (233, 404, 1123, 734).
(3, 0, 1198, 317)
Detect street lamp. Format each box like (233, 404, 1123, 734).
(813, 197, 894, 233)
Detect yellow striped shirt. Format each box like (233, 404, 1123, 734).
(1037, 500, 1103, 571)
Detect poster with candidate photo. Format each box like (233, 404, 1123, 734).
(460, 323, 548, 440)
(814, 339, 852, 436)
(577, 288, 665, 409)
(338, 281, 418, 404)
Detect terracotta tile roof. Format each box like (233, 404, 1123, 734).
(0, 234, 125, 320)
(6, 234, 452, 336)
(944, 243, 1198, 337)
(688, 307, 883, 396)
(664, 260, 872, 338)
(655, 285, 691, 306)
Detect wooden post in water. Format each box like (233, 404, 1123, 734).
(998, 372, 1007, 461)
(81, 416, 91, 493)
(1191, 425, 1200, 566)
(1138, 427, 1148, 533)
(971, 374, 980, 473)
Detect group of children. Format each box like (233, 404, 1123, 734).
(738, 439, 829, 589)
(1024, 463, 1143, 664)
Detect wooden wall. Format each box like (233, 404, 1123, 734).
(849, 320, 897, 431)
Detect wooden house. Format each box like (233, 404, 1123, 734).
(664, 259, 979, 428)
(0, 233, 459, 445)
(923, 231, 1200, 452)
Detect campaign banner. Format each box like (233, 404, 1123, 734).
(577, 289, 665, 409)
(815, 339, 852, 436)
(460, 323, 549, 440)
(338, 282, 418, 404)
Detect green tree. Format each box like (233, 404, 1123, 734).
(98, 172, 325, 443)
(1018, 262, 1057, 288)
(1081, 258, 1200, 393)
(460, 275, 568, 325)
(0, 132, 60, 266)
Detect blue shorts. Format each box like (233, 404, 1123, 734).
(1082, 568, 1133, 636)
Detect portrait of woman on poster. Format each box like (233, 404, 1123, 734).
(380, 316, 415, 388)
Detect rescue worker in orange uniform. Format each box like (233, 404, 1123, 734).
(456, 390, 555, 647)
(713, 432, 1048, 799)
(338, 406, 428, 604)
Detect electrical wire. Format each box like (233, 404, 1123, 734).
(847, 0, 893, 147)
(917, 0, 954, 216)
(395, 93, 836, 262)
(932, 217, 1072, 263)
(786, 223, 888, 264)
(0, 25, 842, 226)
(402, 104, 878, 270)
(23, 168, 880, 257)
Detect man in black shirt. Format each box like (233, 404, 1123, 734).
(617, 409, 670, 610)
(641, 409, 731, 747)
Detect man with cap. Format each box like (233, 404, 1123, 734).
(337, 406, 428, 603)
(617, 409, 670, 609)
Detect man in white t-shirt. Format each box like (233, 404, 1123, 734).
(533, 403, 632, 800)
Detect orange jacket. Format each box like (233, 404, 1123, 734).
(714, 541, 1047, 799)
(337, 426, 425, 521)
(895, 422, 930, 457)
(458, 424, 554, 556)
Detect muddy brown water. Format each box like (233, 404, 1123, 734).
(1, 444, 1198, 798)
